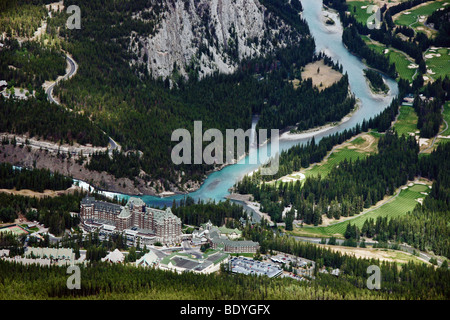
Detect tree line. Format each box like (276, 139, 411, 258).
(171, 197, 246, 227)
(0, 95, 109, 147)
(0, 163, 73, 193)
(0, 39, 65, 89)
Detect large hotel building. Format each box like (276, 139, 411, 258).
(80, 197, 182, 245)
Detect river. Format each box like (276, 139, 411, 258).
(76, 0, 399, 210)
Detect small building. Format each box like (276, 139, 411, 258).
(210, 238, 259, 253)
(229, 256, 282, 278)
(102, 249, 125, 263)
(217, 226, 242, 239)
(0, 80, 7, 91)
(0, 249, 10, 257)
(159, 250, 229, 274)
(331, 268, 341, 276)
(136, 251, 159, 267)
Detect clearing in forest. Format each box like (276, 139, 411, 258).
(300, 60, 343, 91)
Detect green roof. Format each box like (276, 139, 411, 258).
(218, 226, 242, 235)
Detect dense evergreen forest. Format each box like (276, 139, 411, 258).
(0, 0, 48, 38)
(364, 69, 389, 94)
(0, 163, 73, 193)
(28, 0, 355, 186)
(342, 25, 397, 78)
(237, 131, 419, 224)
(426, 6, 450, 46)
(171, 197, 246, 227)
(0, 190, 81, 234)
(0, 39, 65, 89)
(414, 78, 450, 138)
(0, 236, 448, 299)
(0, 95, 109, 147)
(238, 94, 405, 186)
(257, 69, 355, 133)
(358, 141, 450, 258)
(85, 150, 141, 180)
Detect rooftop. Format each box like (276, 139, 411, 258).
(230, 256, 282, 278)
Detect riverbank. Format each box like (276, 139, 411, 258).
(280, 98, 360, 141)
(225, 193, 274, 225)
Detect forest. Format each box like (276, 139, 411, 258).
(0, 95, 109, 147)
(363, 69, 389, 94)
(0, 190, 82, 234)
(85, 150, 141, 180)
(426, 6, 450, 46)
(237, 93, 405, 189)
(0, 39, 65, 89)
(237, 131, 419, 224)
(1, 230, 448, 299)
(342, 25, 397, 78)
(414, 77, 450, 138)
(0, 0, 48, 38)
(171, 197, 246, 227)
(0, 162, 73, 193)
(33, 0, 355, 187)
(358, 141, 450, 258)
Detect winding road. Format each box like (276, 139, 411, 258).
(45, 52, 121, 153)
(45, 52, 78, 105)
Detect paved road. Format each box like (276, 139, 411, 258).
(46, 53, 78, 105)
(45, 52, 121, 153)
(182, 240, 203, 259)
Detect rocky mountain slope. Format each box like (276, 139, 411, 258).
(129, 0, 302, 80)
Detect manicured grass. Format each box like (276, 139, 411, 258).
(424, 47, 450, 82)
(394, 1, 446, 26)
(394, 104, 419, 136)
(347, 1, 375, 25)
(363, 37, 417, 81)
(351, 137, 366, 145)
(303, 146, 369, 179)
(303, 132, 379, 179)
(389, 50, 417, 80)
(409, 20, 438, 38)
(229, 252, 255, 258)
(292, 183, 430, 238)
(271, 133, 378, 186)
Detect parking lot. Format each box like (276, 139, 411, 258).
(230, 256, 282, 278)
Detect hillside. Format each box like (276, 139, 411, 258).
(130, 0, 303, 80)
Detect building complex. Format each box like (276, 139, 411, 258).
(80, 197, 182, 245)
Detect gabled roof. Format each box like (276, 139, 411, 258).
(103, 249, 124, 263)
(118, 207, 131, 219)
(136, 251, 159, 266)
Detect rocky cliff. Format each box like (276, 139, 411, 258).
(129, 0, 302, 81)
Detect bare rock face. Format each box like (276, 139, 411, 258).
(129, 0, 301, 80)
